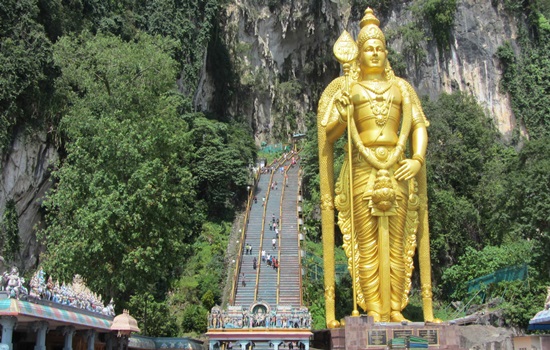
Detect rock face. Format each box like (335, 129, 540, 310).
(419, 0, 521, 140)
(457, 324, 516, 350)
(0, 130, 58, 271)
(195, 0, 523, 143)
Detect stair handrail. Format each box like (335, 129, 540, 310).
(275, 151, 298, 305)
(295, 158, 304, 306)
(275, 161, 287, 304)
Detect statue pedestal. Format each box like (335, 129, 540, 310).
(313, 316, 465, 350)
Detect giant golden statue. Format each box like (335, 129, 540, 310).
(317, 8, 438, 327)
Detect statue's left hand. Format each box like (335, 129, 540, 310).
(394, 159, 421, 181)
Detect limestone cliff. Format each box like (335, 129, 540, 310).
(195, 0, 524, 143)
(0, 130, 58, 271)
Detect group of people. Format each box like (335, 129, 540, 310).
(261, 250, 279, 270)
(244, 243, 253, 255)
(269, 215, 280, 235)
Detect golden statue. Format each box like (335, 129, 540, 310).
(317, 8, 438, 327)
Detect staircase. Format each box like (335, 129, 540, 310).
(277, 162, 302, 306)
(233, 156, 303, 308)
(233, 170, 270, 306)
(256, 168, 282, 305)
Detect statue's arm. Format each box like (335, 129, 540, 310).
(395, 89, 428, 181)
(319, 77, 350, 144)
(325, 102, 348, 143)
(410, 103, 428, 160)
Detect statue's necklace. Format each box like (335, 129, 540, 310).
(362, 79, 393, 95)
(361, 80, 394, 127)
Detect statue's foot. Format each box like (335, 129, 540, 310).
(425, 317, 443, 324)
(327, 319, 341, 328)
(367, 311, 381, 322)
(390, 311, 409, 323)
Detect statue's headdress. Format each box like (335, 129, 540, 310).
(357, 8, 386, 50)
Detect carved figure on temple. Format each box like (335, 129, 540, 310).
(253, 306, 267, 327)
(46, 276, 54, 300)
(317, 8, 438, 326)
(102, 298, 116, 316)
(29, 272, 42, 299)
(4, 267, 25, 299)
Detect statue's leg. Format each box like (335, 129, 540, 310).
(354, 174, 381, 319)
(389, 183, 408, 322)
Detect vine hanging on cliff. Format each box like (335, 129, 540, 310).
(0, 200, 21, 263)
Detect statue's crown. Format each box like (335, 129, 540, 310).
(357, 8, 385, 48)
(360, 8, 380, 28)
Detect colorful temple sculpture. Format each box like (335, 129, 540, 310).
(208, 303, 311, 330)
(207, 302, 312, 349)
(0, 268, 202, 350)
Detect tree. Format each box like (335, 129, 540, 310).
(41, 32, 199, 304)
(441, 241, 533, 301)
(128, 292, 179, 337)
(421, 92, 509, 278)
(0, 0, 53, 151)
(184, 114, 256, 219)
(168, 221, 229, 332)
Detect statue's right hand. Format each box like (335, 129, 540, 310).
(335, 91, 353, 122)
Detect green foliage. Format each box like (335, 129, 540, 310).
(35, 0, 223, 101)
(384, 5, 429, 70)
(128, 292, 179, 337)
(402, 291, 428, 322)
(424, 92, 501, 194)
(413, 0, 457, 50)
(391, 22, 427, 67)
(302, 263, 326, 330)
(501, 137, 550, 240)
(421, 92, 509, 277)
(499, 279, 547, 328)
(201, 290, 216, 310)
(145, 0, 222, 95)
(168, 222, 229, 333)
(502, 0, 526, 13)
(537, 0, 550, 17)
(180, 304, 208, 334)
(496, 11, 550, 140)
(271, 79, 303, 139)
(428, 189, 480, 268)
(183, 115, 256, 219)
(441, 241, 533, 301)
(0, 200, 20, 262)
(0, 0, 54, 151)
(299, 113, 320, 201)
(301, 237, 352, 329)
(41, 32, 198, 303)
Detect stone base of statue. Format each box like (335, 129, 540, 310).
(312, 316, 466, 350)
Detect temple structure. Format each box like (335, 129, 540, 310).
(0, 269, 202, 350)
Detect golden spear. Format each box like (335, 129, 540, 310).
(333, 30, 360, 317)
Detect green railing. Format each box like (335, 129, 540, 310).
(303, 254, 348, 282)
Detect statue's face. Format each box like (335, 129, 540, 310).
(360, 38, 387, 72)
